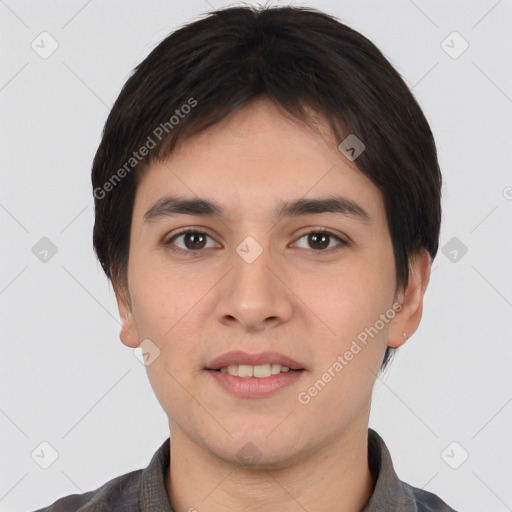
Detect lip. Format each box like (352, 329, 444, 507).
(205, 350, 304, 371)
(206, 369, 305, 398)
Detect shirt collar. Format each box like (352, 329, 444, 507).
(139, 436, 173, 511)
(361, 428, 417, 511)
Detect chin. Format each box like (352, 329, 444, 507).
(216, 428, 306, 467)
(218, 444, 302, 470)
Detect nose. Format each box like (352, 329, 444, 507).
(214, 238, 294, 333)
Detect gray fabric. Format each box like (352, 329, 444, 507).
(360, 430, 458, 511)
(30, 428, 458, 512)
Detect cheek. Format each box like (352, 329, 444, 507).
(128, 253, 190, 334)
(295, 252, 393, 332)
(296, 255, 395, 392)
(128, 257, 214, 376)
(131, 269, 204, 420)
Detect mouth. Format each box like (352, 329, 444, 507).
(204, 350, 306, 397)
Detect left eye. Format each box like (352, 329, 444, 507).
(293, 231, 347, 252)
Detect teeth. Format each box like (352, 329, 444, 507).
(270, 363, 282, 375)
(238, 364, 254, 378)
(219, 363, 292, 378)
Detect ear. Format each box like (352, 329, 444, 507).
(111, 271, 140, 349)
(387, 248, 432, 348)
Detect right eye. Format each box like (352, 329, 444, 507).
(164, 229, 219, 255)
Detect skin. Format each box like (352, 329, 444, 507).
(113, 97, 431, 512)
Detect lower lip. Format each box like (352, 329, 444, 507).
(206, 369, 305, 398)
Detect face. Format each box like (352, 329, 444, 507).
(116, 98, 422, 467)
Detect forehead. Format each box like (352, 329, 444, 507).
(134, 98, 385, 225)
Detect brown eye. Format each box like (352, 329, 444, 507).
(294, 230, 348, 254)
(181, 232, 207, 250)
(165, 229, 217, 255)
(308, 232, 330, 250)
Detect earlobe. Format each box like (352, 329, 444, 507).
(118, 307, 141, 349)
(111, 274, 141, 349)
(387, 248, 432, 349)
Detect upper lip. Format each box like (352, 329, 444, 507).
(206, 350, 304, 370)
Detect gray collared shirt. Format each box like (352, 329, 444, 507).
(31, 428, 458, 511)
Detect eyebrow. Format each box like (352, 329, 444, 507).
(143, 195, 371, 224)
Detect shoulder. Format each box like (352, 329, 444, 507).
(29, 468, 143, 512)
(402, 480, 459, 512)
(366, 428, 459, 512)
(29, 437, 171, 512)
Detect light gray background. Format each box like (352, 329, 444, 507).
(1, 1, 511, 511)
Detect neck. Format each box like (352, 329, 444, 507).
(166, 420, 374, 512)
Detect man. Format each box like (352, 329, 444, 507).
(33, 5, 457, 511)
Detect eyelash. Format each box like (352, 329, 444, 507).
(163, 228, 348, 257)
